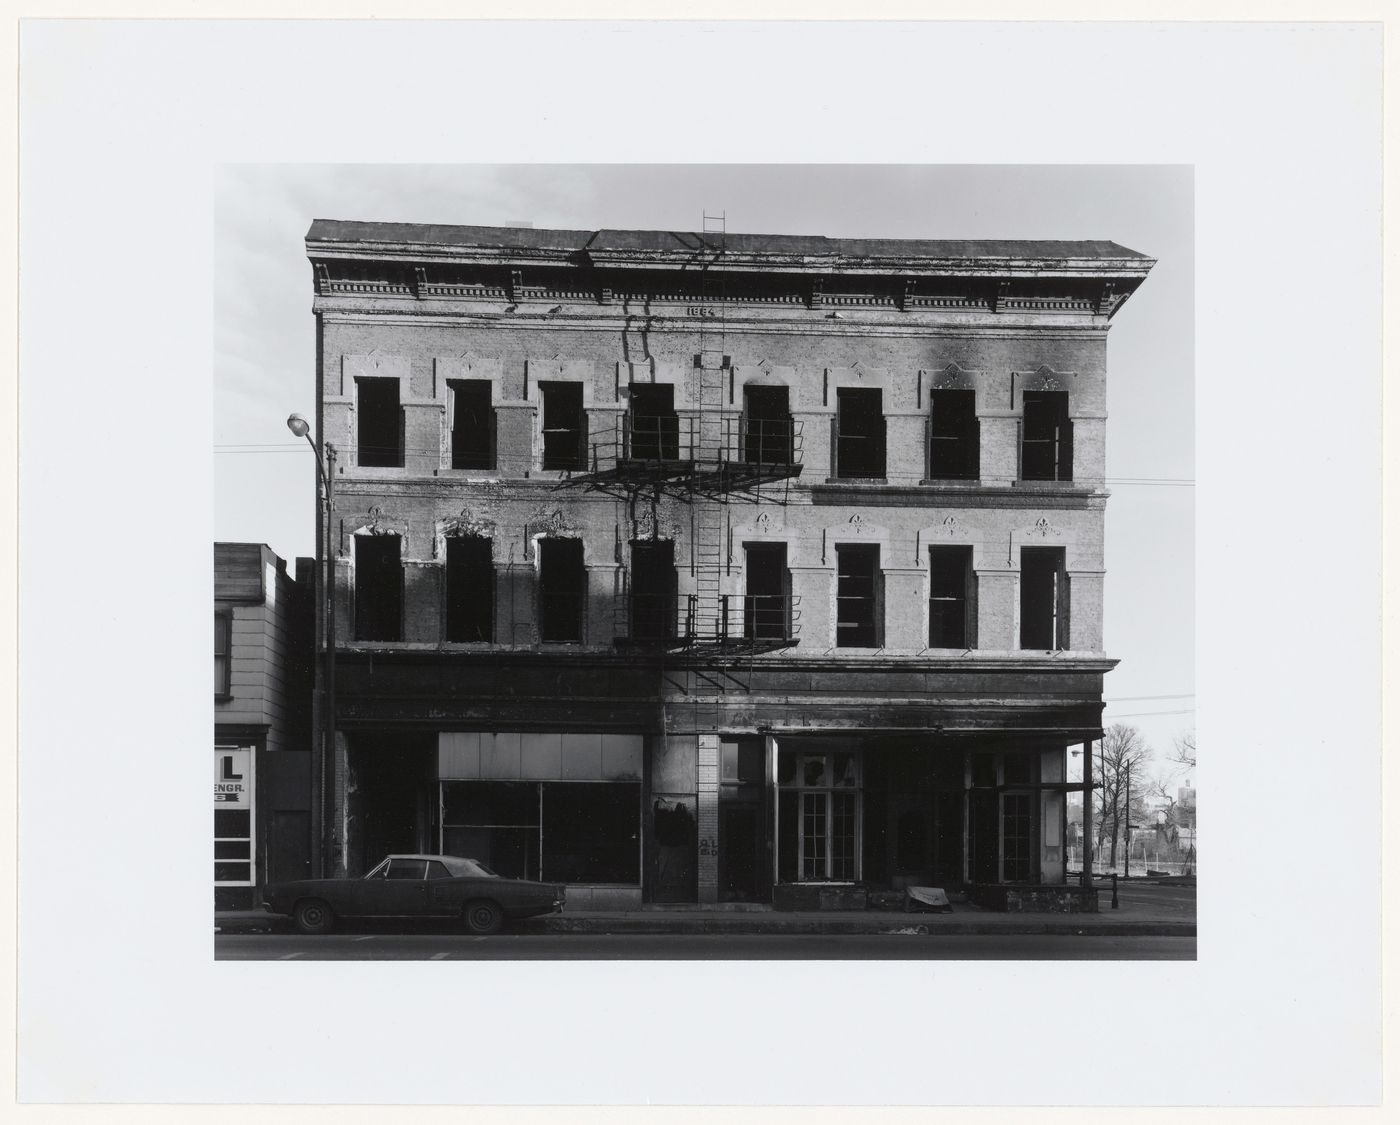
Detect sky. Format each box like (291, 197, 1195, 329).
(214, 163, 1195, 774)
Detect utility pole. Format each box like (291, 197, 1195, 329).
(1123, 757, 1131, 880)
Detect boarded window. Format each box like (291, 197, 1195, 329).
(1020, 546, 1069, 650)
(540, 382, 586, 471)
(355, 534, 403, 641)
(214, 610, 231, 696)
(445, 536, 494, 642)
(744, 542, 790, 640)
(628, 540, 676, 641)
(449, 379, 495, 470)
(627, 384, 679, 461)
(356, 376, 403, 467)
(928, 545, 974, 649)
(1021, 391, 1073, 481)
(539, 538, 585, 643)
(836, 544, 881, 647)
(836, 388, 885, 478)
(743, 385, 793, 464)
(928, 388, 979, 480)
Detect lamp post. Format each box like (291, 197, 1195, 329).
(287, 413, 336, 878)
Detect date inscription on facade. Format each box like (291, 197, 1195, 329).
(686, 306, 719, 318)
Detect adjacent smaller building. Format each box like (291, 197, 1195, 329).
(214, 543, 314, 908)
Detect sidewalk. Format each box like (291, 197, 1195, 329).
(216, 882, 1194, 937)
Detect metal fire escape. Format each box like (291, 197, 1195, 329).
(552, 214, 804, 682)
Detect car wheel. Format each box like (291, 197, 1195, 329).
(294, 898, 335, 935)
(464, 899, 504, 935)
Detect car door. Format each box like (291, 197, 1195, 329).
(424, 859, 468, 916)
(374, 858, 430, 915)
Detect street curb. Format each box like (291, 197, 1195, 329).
(215, 916, 1195, 938)
(534, 918, 1195, 937)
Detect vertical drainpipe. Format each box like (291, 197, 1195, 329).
(769, 733, 780, 891)
(961, 747, 971, 884)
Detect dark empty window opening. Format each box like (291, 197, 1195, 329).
(540, 382, 587, 471)
(836, 388, 885, 478)
(445, 536, 494, 643)
(744, 542, 791, 640)
(743, 385, 794, 465)
(1021, 391, 1073, 482)
(928, 389, 979, 480)
(1020, 546, 1068, 650)
(627, 384, 680, 461)
(449, 380, 495, 470)
(928, 545, 974, 649)
(355, 534, 403, 641)
(628, 540, 676, 641)
(539, 538, 585, 643)
(356, 377, 403, 468)
(836, 544, 881, 647)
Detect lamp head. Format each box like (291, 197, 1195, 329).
(286, 413, 311, 438)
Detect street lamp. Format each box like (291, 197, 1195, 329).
(287, 413, 336, 877)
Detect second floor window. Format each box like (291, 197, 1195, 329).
(540, 382, 587, 471)
(1020, 546, 1068, 650)
(356, 376, 403, 468)
(744, 542, 790, 640)
(538, 538, 585, 643)
(445, 536, 494, 643)
(836, 544, 881, 647)
(355, 534, 403, 641)
(449, 380, 495, 470)
(928, 545, 974, 649)
(835, 388, 885, 478)
(1021, 391, 1073, 481)
(928, 389, 979, 480)
(628, 540, 676, 641)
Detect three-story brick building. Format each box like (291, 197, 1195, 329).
(304, 220, 1153, 910)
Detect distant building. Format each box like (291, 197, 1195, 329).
(302, 219, 1152, 909)
(214, 543, 313, 908)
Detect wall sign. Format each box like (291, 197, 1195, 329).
(215, 748, 251, 808)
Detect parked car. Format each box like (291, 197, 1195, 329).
(262, 854, 567, 935)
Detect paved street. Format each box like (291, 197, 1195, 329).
(216, 931, 1195, 960)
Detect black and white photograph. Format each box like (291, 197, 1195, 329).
(212, 164, 1196, 964)
(16, 16, 1383, 1112)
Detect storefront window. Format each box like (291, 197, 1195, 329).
(779, 749, 861, 882)
(440, 780, 640, 884)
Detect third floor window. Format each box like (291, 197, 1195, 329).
(835, 388, 885, 478)
(449, 380, 495, 470)
(928, 388, 979, 480)
(356, 376, 403, 468)
(1021, 391, 1073, 482)
(540, 382, 587, 471)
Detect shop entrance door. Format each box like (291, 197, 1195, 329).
(719, 798, 765, 902)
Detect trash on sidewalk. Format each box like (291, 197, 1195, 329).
(903, 886, 953, 913)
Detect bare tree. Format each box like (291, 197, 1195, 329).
(1170, 729, 1196, 772)
(1091, 723, 1153, 870)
